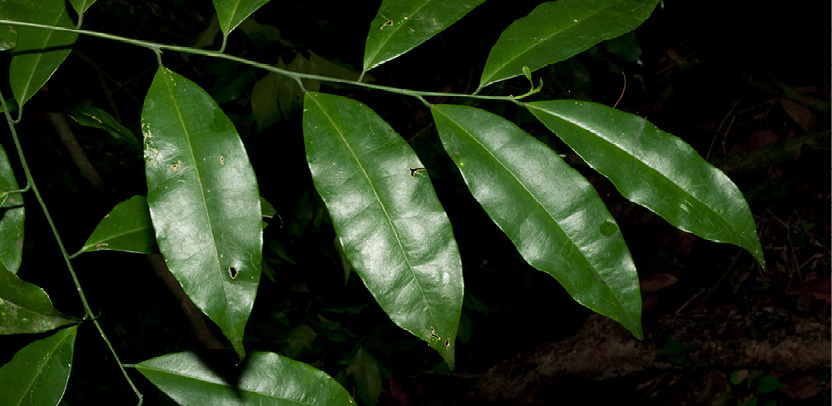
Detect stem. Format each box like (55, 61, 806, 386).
(0, 90, 143, 405)
(0, 19, 526, 101)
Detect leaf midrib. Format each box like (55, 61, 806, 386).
(161, 69, 235, 338)
(527, 103, 754, 251)
(307, 94, 439, 338)
(434, 106, 623, 303)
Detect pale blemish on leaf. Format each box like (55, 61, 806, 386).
(220, 155, 224, 165)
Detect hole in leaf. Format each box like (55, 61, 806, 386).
(229, 266, 238, 279)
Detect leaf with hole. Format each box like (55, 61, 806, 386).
(75, 195, 157, 256)
(0, 326, 77, 405)
(526, 100, 765, 268)
(211, 0, 271, 39)
(9, 0, 78, 110)
(478, 0, 659, 89)
(0, 265, 77, 334)
(136, 351, 354, 405)
(142, 67, 262, 360)
(303, 91, 463, 368)
(363, 0, 485, 74)
(431, 104, 642, 338)
(0, 141, 24, 273)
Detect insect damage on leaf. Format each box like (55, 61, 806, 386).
(229, 266, 238, 279)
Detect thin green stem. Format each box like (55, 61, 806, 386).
(0, 89, 143, 406)
(0, 19, 528, 101)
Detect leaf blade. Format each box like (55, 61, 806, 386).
(142, 67, 262, 360)
(0, 141, 24, 273)
(76, 195, 157, 256)
(136, 351, 354, 405)
(527, 100, 765, 267)
(478, 0, 659, 89)
(0, 326, 78, 406)
(211, 0, 271, 38)
(68, 0, 97, 14)
(363, 0, 485, 73)
(431, 104, 642, 338)
(0, 266, 76, 335)
(303, 92, 463, 367)
(9, 0, 78, 109)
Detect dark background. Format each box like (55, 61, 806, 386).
(0, 0, 829, 405)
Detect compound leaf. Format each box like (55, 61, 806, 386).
(142, 67, 262, 360)
(9, 0, 78, 110)
(303, 92, 463, 368)
(431, 104, 642, 338)
(211, 0, 271, 39)
(363, 0, 485, 74)
(0, 326, 78, 406)
(527, 100, 765, 268)
(136, 351, 354, 405)
(0, 142, 24, 273)
(479, 0, 659, 89)
(0, 265, 76, 335)
(76, 195, 157, 256)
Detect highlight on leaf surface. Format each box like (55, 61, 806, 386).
(430, 103, 642, 338)
(303, 91, 464, 367)
(0, 266, 77, 334)
(142, 67, 263, 360)
(526, 100, 765, 268)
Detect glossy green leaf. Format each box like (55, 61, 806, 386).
(9, 0, 78, 110)
(363, 0, 485, 73)
(75, 195, 157, 256)
(0, 0, 37, 51)
(478, 0, 659, 89)
(69, 102, 141, 152)
(136, 351, 354, 405)
(0, 326, 77, 406)
(211, 0, 271, 38)
(430, 104, 642, 338)
(348, 347, 382, 406)
(142, 67, 262, 360)
(526, 100, 765, 268)
(68, 0, 97, 14)
(0, 266, 76, 334)
(303, 92, 463, 367)
(0, 142, 24, 273)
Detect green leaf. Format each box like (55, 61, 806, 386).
(68, 0, 97, 14)
(136, 351, 354, 405)
(430, 104, 642, 338)
(211, 0, 271, 38)
(0, 0, 37, 51)
(142, 67, 262, 360)
(69, 102, 141, 152)
(251, 71, 281, 132)
(757, 375, 786, 393)
(9, 0, 78, 110)
(363, 0, 485, 73)
(303, 92, 463, 368)
(75, 195, 157, 256)
(348, 347, 382, 406)
(0, 266, 76, 334)
(0, 326, 77, 405)
(526, 100, 765, 268)
(259, 196, 276, 218)
(0, 142, 24, 273)
(478, 0, 659, 89)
